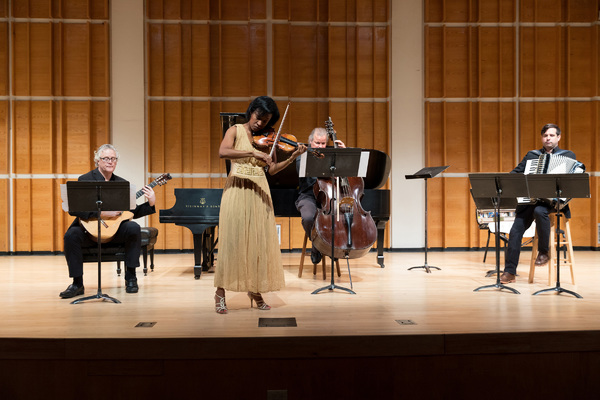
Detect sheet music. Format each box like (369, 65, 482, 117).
(299, 152, 307, 178)
(358, 151, 370, 178)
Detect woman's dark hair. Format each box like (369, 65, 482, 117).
(245, 96, 280, 129)
(541, 123, 561, 136)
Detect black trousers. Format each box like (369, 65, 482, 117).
(295, 194, 317, 238)
(63, 221, 142, 278)
(503, 203, 551, 275)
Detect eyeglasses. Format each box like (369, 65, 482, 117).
(100, 157, 118, 163)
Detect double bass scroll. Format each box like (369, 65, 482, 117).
(310, 118, 378, 259)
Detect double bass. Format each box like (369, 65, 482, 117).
(311, 118, 378, 259)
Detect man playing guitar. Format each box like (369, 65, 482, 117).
(60, 144, 156, 298)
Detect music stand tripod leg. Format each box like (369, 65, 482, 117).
(408, 178, 440, 273)
(532, 205, 582, 298)
(473, 192, 520, 295)
(72, 192, 121, 304)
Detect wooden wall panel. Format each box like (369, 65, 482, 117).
(12, 0, 52, 18)
(13, 101, 32, 174)
(13, 180, 32, 252)
(30, 101, 53, 174)
(288, 26, 320, 98)
(443, 27, 470, 97)
(567, 27, 596, 97)
(425, 27, 443, 98)
(31, 179, 54, 251)
(0, 180, 8, 252)
(0, 22, 8, 95)
(272, 23, 290, 96)
(218, 25, 254, 96)
(519, 27, 562, 98)
(0, 101, 8, 175)
(163, 24, 184, 96)
(443, 178, 471, 247)
(61, 23, 90, 97)
(520, 0, 599, 22)
(63, 101, 91, 174)
(190, 24, 210, 96)
(444, 102, 471, 172)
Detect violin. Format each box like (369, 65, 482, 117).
(252, 129, 302, 153)
(311, 117, 377, 259)
(253, 129, 323, 158)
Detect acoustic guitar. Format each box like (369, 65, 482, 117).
(80, 173, 172, 242)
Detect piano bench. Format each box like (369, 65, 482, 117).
(81, 227, 159, 276)
(298, 233, 340, 279)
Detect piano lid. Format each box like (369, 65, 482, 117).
(219, 112, 391, 190)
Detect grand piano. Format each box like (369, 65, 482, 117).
(160, 113, 391, 279)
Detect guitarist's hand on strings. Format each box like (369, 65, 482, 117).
(141, 185, 156, 206)
(100, 211, 122, 219)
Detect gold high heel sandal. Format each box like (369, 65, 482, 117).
(214, 290, 228, 314)
(247, 292, 271, 310)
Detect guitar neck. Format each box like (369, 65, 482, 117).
(134, 179, 160, 199)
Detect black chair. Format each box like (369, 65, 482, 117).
(81, 227, 159, 276)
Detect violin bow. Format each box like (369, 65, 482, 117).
(268, 102, 291, 159)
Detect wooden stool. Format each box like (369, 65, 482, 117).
(298, 233, 340, 279)
(528, 214, 575, 285)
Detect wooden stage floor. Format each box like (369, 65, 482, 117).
(2, 250, 600, 398)
(3, 250, 600, 338)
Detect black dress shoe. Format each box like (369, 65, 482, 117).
(59, 284, 84, 299)
(310, 245, 322, 264)
(125, 278, 139, 293)
(535, 252, 549, 266)
(500, 272, 516, 284)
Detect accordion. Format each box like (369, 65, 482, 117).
(517, 153, 585, 205)
(524, 153, 584, 175)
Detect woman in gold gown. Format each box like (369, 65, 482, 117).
(214, 96, 306, 314)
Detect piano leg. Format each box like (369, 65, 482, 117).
(376, 220, 387, 268)
(192, 234, 204, 279)
(202, 227, 217, 273)
(191, 228, 218, 279)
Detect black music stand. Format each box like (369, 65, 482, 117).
(405, 166, 449, 273)
(527, 173, 590, 298)
(300, 148, 366, 295)
(66, 181, 131, 304)
(469, 173, 529, 294)
(470, 193, 519, 277)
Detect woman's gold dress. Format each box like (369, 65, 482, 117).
(214, 124, 285, 292)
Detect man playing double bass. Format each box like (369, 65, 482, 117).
(295, 127, 346, 264)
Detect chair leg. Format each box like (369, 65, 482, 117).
(299, 234, 308, 278)
(528, 234, 539, 283)
(142, 246, 148, 276)
(483, 229, 491, 263)
(149, 247, 155, 272)
(116, 261, 122, 277)
(548, 221, 557, 286)
(564, 219, 575, 284)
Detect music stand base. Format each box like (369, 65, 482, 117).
(408, 264, 441, 273)
(533, 286, 582, 298)
(312, 284, 356, 295)
(474, 283, 520, 294)
(72, 291, 121, 304)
